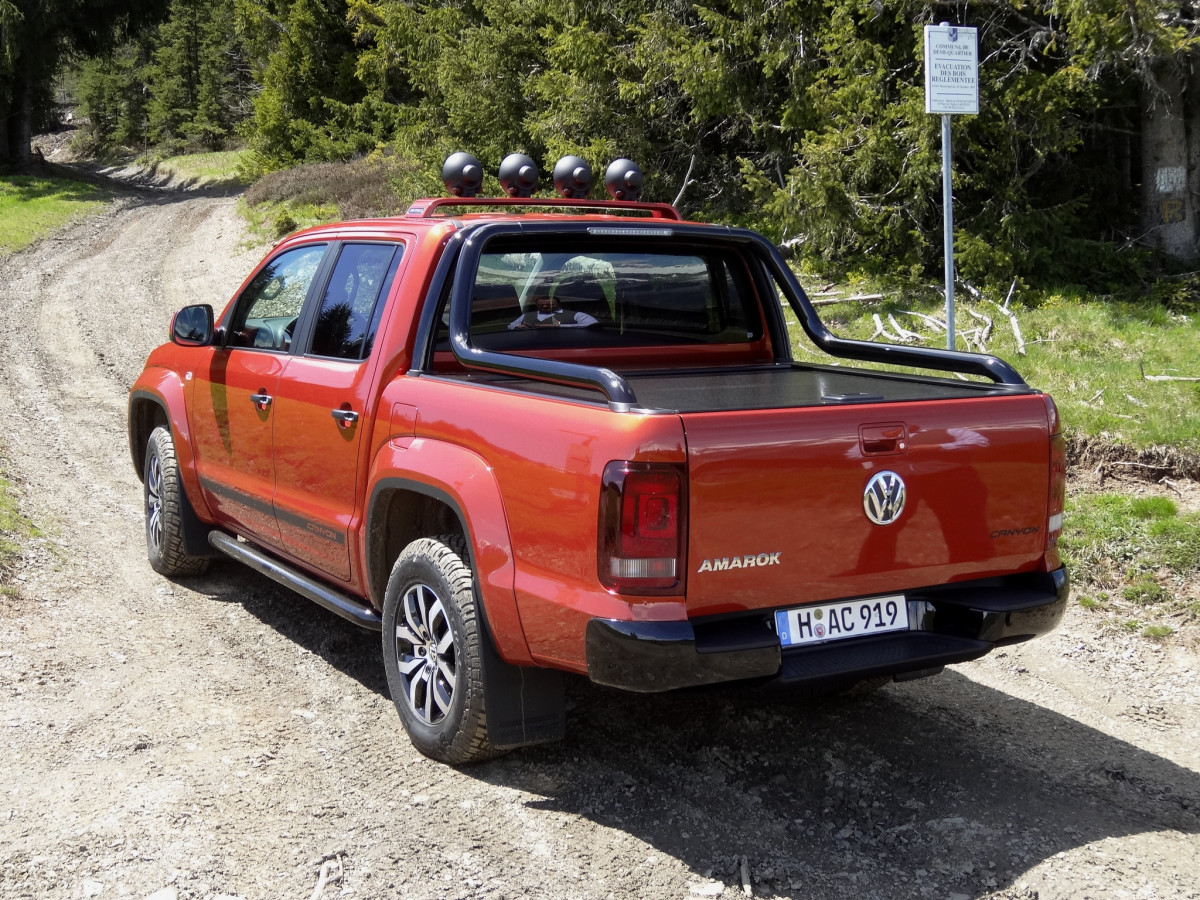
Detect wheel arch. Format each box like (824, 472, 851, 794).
(128, 389, 171, 483)
(366, 447, 531, 665)
(129, 376, 213, 526)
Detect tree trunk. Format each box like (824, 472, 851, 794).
(5, 73, 33, 170)
(1140, 64, 1198, 260)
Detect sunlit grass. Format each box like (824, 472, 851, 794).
(788, 280, 1200, 451)
(0, 175, 108, 254)
(151, 149, 250, 186)
(1059, 491, 1199, 636)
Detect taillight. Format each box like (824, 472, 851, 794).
(598, 461, 686, 594)
(1046, 397, 1066, 549)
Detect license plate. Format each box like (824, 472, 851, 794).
(775, 595, 908, 648)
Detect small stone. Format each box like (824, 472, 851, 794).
(689, 883, 724, 897)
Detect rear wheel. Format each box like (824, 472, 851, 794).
(144, 426, 209, 577)
(382, 535, 496, 764)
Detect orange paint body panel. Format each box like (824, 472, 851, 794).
(129, 198, 1068, 703)
(682, 395, 1052, 616)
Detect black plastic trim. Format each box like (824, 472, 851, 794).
(413, 221, 1029, 410)
(366, 477, 565, 748)
(208, 530, 382, 630)
(585, 566, 1068, 693)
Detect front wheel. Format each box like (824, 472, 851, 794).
(381, 535, 496, 764)
(144, 426, 209, 577)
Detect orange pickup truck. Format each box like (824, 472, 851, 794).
(129, 155, 1068, 764)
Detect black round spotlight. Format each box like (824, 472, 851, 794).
(442, 152, 484, 198)
(605, 159, 644, 202)
(553, 156, 593, 199)
(499, 153, 539, 198)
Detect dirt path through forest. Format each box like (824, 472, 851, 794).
(0, 186, 1197, 900)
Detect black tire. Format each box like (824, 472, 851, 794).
(381, 535, 496, 764)
(144, 426, 209, 577)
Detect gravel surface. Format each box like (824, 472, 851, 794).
(0, 184, 1197, 900)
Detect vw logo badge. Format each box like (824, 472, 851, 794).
(864, 471, 906, 525)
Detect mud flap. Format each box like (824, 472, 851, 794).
(479, 617, 566, 750)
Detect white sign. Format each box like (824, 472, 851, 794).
(925, 24, 979, 115)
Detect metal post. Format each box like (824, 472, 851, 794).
(941, 113, 955, 351)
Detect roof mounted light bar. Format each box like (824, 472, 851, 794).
(405, 196, 682, 220)
(436, 152, 651, 203)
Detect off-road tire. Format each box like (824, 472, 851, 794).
(144, 426, 210, 577)
(382, 535, 497, 765)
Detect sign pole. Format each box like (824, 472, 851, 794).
(924, 21, 978, 353)
(942, 113, 955, 351)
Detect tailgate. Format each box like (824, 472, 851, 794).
(682, 394, 1052, 616)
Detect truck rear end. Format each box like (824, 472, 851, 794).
(416, 201, 1067, 702)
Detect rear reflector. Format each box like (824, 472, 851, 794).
(1046, 396, 1066, 549)
(598, 461, 686, 594)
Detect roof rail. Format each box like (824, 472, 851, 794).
(405, 196, 683, 221)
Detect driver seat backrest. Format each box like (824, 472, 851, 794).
(551, 273, 613, 325)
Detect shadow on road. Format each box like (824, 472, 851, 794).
(197, 564, 1199, 899)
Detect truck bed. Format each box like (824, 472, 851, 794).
(440, 363, 1032, 413)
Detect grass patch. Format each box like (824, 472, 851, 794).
(1142, 624, 1174, 639)
(1060, 490, 1199, 637)
(0, 463, 36, 592)
(0, 175, 108, 254)
(242, 154, 431, 239)
(150, 149, 250, 186)
(787, 282, 1200, 452)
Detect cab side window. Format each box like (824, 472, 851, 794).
(227, 245, 327, 351)
(309, 243, 404, 360)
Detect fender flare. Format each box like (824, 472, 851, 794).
(366, 439, 531, 665)
(129, 375, 213, 523)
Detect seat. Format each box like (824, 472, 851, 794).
(550, 273, 613, 326)
(471, 282, 523, 332)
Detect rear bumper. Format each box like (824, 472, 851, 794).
(585, 566, 1069, 693)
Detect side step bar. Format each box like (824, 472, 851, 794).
(208, 531, 383, 632)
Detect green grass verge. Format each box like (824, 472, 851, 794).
(238, 196, 339, 242)
(0, 466, 35, 596)
(789, 285, 1200, 451)
(0, 175, 108, 254)
(149, 149, 250, 187)
(1060, 490, 1200, 636)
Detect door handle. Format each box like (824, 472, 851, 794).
(331, 408, 359, 427)
(250, 391, 272, 411)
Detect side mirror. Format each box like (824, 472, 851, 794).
(171, 304, 215, 347)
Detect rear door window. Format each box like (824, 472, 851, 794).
(308, 242, 404, 360)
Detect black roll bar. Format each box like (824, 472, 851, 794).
(416, 220, 1028, 409)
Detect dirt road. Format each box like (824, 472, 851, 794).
(0, 187, 1197, 900)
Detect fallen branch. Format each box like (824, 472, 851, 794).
(900, 310, 947, 332)
(847, 292, 885, 302)
(888, 313, 923, 342)
(309, 854, 343, 900)
(740, 856, 752, 896)
(1002, 278, 1017, 310)
(1159, 477, 1184, 497)
(810, 297, 842, 307)
(1139, 361, 1200, 382)
(870, 313, 903, 342)
(988, 300, 1025, 355)
(967, 307, 994, 344)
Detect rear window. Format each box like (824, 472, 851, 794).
(461, 246, 763, 347)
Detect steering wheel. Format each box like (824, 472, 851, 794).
(282, 317, 298, 351)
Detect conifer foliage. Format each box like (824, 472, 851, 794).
(37, 1, 1200, 282)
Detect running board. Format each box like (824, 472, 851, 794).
(208, 531, 383, 632)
